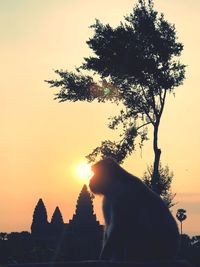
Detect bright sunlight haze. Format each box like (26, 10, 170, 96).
(76, 162, 94, 183)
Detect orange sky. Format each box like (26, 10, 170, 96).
(0, 0, 200, 236)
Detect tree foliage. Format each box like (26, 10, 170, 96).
(46, 0, 185, 193)
(142, 163, 176, 207)
(176, 209, 187, 235)
(176, 209, 187, 222)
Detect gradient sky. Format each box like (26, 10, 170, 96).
(0, 0, 200, 236)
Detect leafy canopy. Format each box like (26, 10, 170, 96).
(46, 0, 185, 163)
(142, 163, 176, 208)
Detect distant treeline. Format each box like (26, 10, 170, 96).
(0, 232, 200, 266)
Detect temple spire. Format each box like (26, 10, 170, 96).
(31, 198, 48, 236)
(50, 206, 64, 235)
(75, 185, 94, 217)
(51, 206, 64, 225)
(69, 184, 98, 226)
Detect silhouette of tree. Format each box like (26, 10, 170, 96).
(0, 232, 7, 241)
(7, 231, 31, 241)
(191, 236, 200, 247)
(46, 0, 185, 194)
(176, 208, 187, 235)
(142, 163, 176, 207)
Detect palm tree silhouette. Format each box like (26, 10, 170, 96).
(176, 209, 187, 235)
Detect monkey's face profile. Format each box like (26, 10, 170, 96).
(89, 158, 118, 195)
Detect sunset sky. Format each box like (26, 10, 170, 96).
(0, 0, 200, 236)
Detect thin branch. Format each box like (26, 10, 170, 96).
(158, 88, 163, 109)
(139, 102, 155, 125)
(159, 88, 167, 118)
(139, 85, 157, 125)
(136, 121, 151, 131)
(141, 85, 150, 105)
(148, 86, 158, 118)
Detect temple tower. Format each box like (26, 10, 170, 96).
(31, 198, 49, 238)
(50, 206, 64, 236)
(69, 184, 99, 229)
(68, 184, 102, 259)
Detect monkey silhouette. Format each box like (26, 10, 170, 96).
(89, 158, 179, 261)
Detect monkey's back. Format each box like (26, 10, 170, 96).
(114, 175, 179, 260)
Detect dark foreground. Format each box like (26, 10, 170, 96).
(1, 260, 195, 267)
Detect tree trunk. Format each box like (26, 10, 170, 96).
(152, 123, 161, 194)
(180, 221, 183, 235)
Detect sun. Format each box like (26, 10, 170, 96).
(76, 162, 93, 182)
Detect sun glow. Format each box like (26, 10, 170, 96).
(76, 162, 94, 182)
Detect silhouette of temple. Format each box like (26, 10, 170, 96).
(31, 185, 103, 260)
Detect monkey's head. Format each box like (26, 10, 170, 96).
(89, 158, 122, 195)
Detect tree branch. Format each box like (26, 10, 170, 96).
(148, 86, 158, 118)
(139, 86, 156, 125)
(139, 102, 155, 126)
(159, 88, 167, 118)
(136, 121, 152, 131)
(158, 88, 163, 109)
